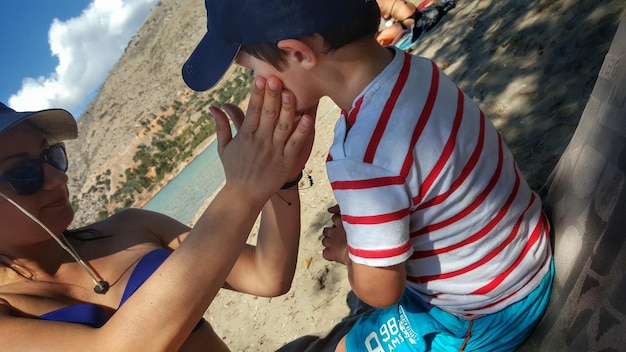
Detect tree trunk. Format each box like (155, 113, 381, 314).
(519, 7, 626, 351)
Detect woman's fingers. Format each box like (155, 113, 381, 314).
(256, 77, 286, 140)
(282, 113, 313, 166)
(213, 75, 314, 199)
(222, 103, 245, 131)
(210, 106, 233, 156)
(248, 76, 312, 170)
(242, 76, 295, 148)
(239, 76, 267, 133)
(272, 90, 296, 148)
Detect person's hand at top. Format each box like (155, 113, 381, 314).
(377, 24, 406, 46)
(210, 76, 314, 204)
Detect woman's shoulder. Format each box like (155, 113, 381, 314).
(109, 208, 185, 229)
(69, 208, 188, 250)
(87, 208, 165, 228)
(110, 208, 152, 219)
(67, 208, 169, 241)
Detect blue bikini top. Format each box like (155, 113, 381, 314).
(39, 248, 205, 330)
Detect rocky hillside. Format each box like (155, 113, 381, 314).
(65, 0, 251, 226)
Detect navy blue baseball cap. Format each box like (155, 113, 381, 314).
(182, 0, 378, 92)
(0, 102, 77, 143)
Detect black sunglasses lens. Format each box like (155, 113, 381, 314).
(44, 145, 68, 172)
(6, 162, 45, 195)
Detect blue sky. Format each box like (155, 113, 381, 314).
(0, 0, 159, 118)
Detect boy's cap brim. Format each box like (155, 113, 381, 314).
(182, 33, 240, 92)
(0, 102, 78, 143)
(182, 0, 379, 92)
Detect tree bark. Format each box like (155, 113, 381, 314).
(519, 7, 626, 351)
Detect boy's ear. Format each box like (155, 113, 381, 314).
(277, 39, 317, 70)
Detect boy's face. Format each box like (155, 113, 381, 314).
(235, 51, 319, 115)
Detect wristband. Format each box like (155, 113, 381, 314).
(281, 170, 303, 189)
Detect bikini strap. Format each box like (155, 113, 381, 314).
(398, 9, 420, 29)
(383, 0, 399, 20)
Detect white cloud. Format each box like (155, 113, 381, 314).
(8, 0, 158, 116)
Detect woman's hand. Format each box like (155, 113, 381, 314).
(220, 81, 316, 183)
(210, 76, 314, 203)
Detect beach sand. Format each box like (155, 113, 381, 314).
(193, 0, 625, 350)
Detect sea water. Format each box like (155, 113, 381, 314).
(142, 137, 224, 226)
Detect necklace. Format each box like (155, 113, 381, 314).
(59, 234, 110, 294)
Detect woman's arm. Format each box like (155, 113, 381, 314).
(223, 189, 302, 296)
(214, 101, 317, 297)
(106, 77, 314, 351)
(142, 102, 315, 297)
(0, 76, 314, 351)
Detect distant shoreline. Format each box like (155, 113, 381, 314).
(135, 132, 218, 210)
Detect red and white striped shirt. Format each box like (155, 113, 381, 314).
(326, 48, 552, 317)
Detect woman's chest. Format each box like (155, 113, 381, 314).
(0, 245, 161, 318)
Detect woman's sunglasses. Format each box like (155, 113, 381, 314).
(0, 144, 68, 195)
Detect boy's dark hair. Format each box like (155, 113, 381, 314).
(241, 4, 381, 71)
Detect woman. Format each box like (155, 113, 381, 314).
(0, 76, 314, 351)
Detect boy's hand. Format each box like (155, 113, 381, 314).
(321, 205, 349, 265)
(322, 205, 408, 307)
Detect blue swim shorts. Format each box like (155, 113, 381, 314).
(346, 260, 554, 352)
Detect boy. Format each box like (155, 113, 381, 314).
(182, 0, 554, 351)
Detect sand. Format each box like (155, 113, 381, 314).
(192, 0, 625, 350)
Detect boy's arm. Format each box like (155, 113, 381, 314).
(322, 205, 407, 308)
(348, 261, 406, 308)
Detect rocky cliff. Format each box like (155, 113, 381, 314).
(65, 0, 249, 226)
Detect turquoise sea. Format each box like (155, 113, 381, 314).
(142, 137, 224, 226)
